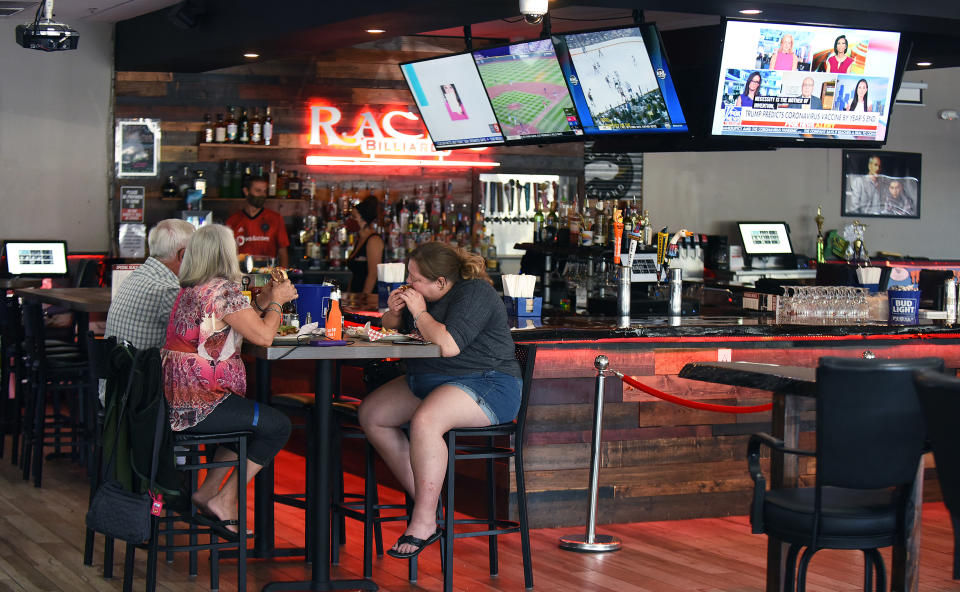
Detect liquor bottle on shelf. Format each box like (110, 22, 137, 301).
(302, 174, 316, 201)
(161, 175, 177, 198)
(214, 113, 227, 143)
(238, 109, 250, 144)
(594, 200, 607, 246)
(262, 106, 274, 146)
(250, 107, 262, 144)
(486, 233, 498, 271)
(202, 114, 214, 143)
(229, 160, 242, 198)
(532, 197, 544, 243)
(177, 165, 193, 199)
(286, 171, 301, 200)
(557, 202, 571, 246)
(641, 209, 652, 246)
(568, 196, 581, 246)
(275, 169, 289, 199)
(219, 160, 233, 198)
(545, 200, 558, 243)
(225, 106, 238, 143)
(267, 161, 278, 197)
(327, 184, 339, 221)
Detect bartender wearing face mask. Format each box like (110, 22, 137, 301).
(346, 195, 384, 294)
(225, 175, 290, 267)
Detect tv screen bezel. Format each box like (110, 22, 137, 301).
(2, 240, 70, 278)
(552, 22, 689, 137)
(737, 221, 794, 256)
(470, 38, 587, 147)
(398, 51, 507, 150)
(709, 17, 909, 150)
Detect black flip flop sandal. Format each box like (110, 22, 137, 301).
(386, 527, 443, 559)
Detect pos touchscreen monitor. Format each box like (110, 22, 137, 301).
(737, 222, 793, 255)
(400, 52, 506, 149)
(3, 240, 69, 277)
(553, 24, 687, 135)
(472, 39, 584, 142)
(712, 19, 902, 144)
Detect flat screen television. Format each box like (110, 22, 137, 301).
(553, 23, 688, 135)
(400, 52, 506, 149)
(3, 240, 69, 277)
(737, 222, 793, 255)
(711, 20, 903, 145)
(472, 39, 584, 143)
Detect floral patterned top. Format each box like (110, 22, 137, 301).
(161, 278, 251, 431)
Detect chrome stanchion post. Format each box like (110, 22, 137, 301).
(559, 355, 622, 552)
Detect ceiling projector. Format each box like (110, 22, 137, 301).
(15, 0, 78, 51)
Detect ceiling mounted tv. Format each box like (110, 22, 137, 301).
(400, 52, 506, 149)
(472, 39, 584, 143)
(711, 20, 902, 145)
(553, 23, 688, 136)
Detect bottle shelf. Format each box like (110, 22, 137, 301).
(197, 143, 305, 162)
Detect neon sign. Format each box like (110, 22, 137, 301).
(306, 104, 499, 168)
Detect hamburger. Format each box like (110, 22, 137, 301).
(270, 268, 288, 283)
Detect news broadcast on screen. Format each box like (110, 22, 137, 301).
(711, 20, 902, 142)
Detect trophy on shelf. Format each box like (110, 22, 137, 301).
(815, 205, 825, 264)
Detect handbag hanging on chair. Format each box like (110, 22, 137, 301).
(85, 349, 165, 544)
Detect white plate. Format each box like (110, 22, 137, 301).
(366, 332, 408, 342)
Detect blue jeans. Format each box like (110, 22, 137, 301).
(406, 371, 522, 424)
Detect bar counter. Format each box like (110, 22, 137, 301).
(500, 313, 959, 529)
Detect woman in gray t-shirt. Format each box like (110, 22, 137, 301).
(358, 242, 521, 559)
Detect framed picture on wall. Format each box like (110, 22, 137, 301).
(841, 150, 921, 219)
(115, 119, 161, 177)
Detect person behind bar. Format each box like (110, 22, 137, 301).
(162, 224, 294, 539)
(358, 242, 522, 558)
(106, 219, 195, 349)
(735, 71, 763, 108)
(345, 195, 384, 294)
(225, 175, 290, 267)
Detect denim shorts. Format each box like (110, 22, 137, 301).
(406, 371, 522, 425)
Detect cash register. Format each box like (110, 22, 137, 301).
(716, 221, 817, 286)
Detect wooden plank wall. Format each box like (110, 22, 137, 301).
(514, 339, 955, 529)
(113, 37, 584, 233)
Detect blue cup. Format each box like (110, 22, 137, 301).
(888, 289, 921, 325)
(377, 281, 404, 310)
(296, 284, 333, 326)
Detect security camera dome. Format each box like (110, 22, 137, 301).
(519, 0, 548, 25)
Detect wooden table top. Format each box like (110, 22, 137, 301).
(13, 287, 112, 313)
(244, 339, 441, 361)
(679, 361, 817, 397)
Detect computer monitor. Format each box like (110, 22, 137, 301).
(737, 222, 793, 255)
(3, 240, 69, 277)
(399, 52, 506, 149)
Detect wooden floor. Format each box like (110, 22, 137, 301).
(0, 444, 957, 592)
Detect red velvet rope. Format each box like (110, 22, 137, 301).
(618, 373, 773, 414)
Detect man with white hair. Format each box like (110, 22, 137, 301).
(105, 219, 195, 349)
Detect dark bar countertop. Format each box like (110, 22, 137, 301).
(507, 314, 960, 342)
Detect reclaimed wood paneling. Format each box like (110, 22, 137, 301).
(511, 338, 951, 528)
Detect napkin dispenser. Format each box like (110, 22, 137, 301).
(503, 296, 542, 317)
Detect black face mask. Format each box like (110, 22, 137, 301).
(247, 195, 267, 209)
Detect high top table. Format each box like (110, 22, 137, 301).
(13, 287, 111, 349)
(244, 339, 441, 592)
(679, 361, 922, 592)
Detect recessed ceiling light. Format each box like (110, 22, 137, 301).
(739, 9, 763, 15)
(916, 61, 932, 67)
(243, 53, 260, 59)
(366, 29, 386, 34)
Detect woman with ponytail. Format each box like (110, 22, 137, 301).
(358, 241, 522, 559)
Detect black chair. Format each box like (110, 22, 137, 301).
(86, 341, 251, 592)
(747, 356, 943, 592)
(439, 343, 536, 592)
(913, 368, 960, 580)
(19, 299, 93, 486)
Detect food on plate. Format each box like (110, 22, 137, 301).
(276, 324, 298, 336)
